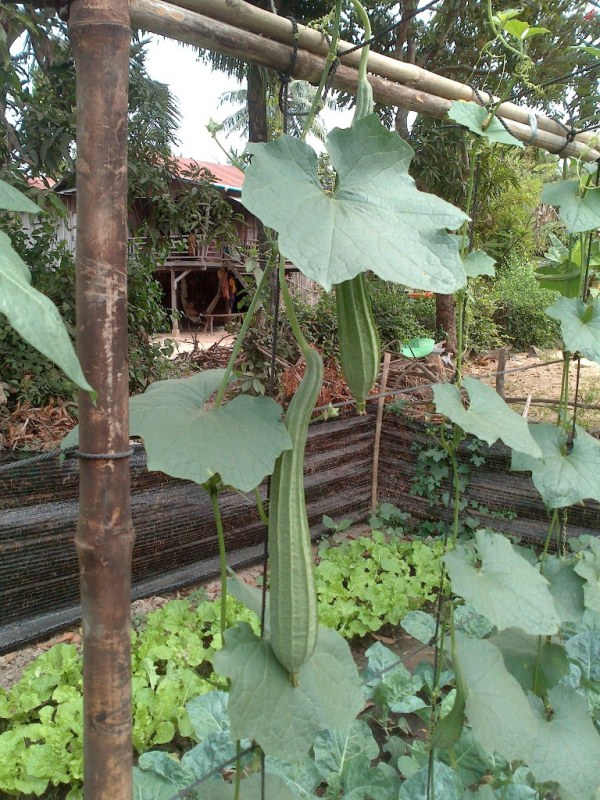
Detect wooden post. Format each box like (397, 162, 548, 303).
(170, 267, 179, 334)
(371, 352, 392, 513)
(69, 2, 134, 799)
(496, 347, 510, 398)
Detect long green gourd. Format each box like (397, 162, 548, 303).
(335, 0, 381, 414)
(269, 259, 324, 686)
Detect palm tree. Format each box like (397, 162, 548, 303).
(218, 79, 334, 141)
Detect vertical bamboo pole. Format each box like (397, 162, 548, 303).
(68, 2, 134, 799)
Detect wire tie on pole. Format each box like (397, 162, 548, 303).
(527, 111, 539, 144)
(75, 449, 134, 460)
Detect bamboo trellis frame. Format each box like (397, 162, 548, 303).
(130, 0, 600, 161)
(31, 1, 600, 798)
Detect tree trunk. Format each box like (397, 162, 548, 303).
(436, 293, 457, 354)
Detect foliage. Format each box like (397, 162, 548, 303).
(0, 595, 259, 798)
(469, 255, 561, 351)
(315, 530, 445, 638)
(242, 115, 467, 292)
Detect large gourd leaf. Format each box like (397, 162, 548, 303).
(433, 377, 542, 457)
(528, 685, 600, 800)
(573, 537, 600, 614)
(463, 249, 496, 278)
(241, 114, 467, 292)
(0, 231, 93, 394)
(64, 370, 292, 492)
(545, 297, 600, 363)
(511, 423, 600, 508)
(544, 556, 585, 624)
(448, 101, 523, 147)
(213, 622, 363, 759)
(453, 634, 538, 762)
(489, 628, 569, 693)
(542, 180, 600, 234)
(445, 531, 559, 635)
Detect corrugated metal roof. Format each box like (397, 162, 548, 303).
(174, 158, 244, 192)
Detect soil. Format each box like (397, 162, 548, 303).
(465, 349, 600, 431)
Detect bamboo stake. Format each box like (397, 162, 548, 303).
(129, 0, 600, 161)
(69, 2, 134, 798)
(371, 352, 392, 514)
(165, 0, 599, 150)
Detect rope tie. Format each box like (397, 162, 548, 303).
(75, 449, 134, 461)
(527, 111, 539, 144)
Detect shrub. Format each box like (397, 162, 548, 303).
(0, 213, 176, 409)
(492, 256, 560, 350)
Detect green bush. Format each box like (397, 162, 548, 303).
(492, 257, 560, 350)
(0, 213, 176, 409)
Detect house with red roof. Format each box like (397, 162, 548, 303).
(31, 159, 310, 333)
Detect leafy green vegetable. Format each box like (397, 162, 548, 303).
(315, 531, 444, 637)
(242, 114, 467, 292)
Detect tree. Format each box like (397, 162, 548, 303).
(218, 80, 333, 141)
(351, 0, 600, 350)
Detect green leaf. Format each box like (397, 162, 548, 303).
(503, 18, 530, 38)
(453, 604, 494, 639)
(0, 178, 41, 213)
(400, 610, 436, 644)
(0, 232, 94, 395)
(544, 556, 585, 624)
(528, 685, 600, 800)
(433, 378, 542, 458)
(361, 642, 426, 713)
(463, 249, 496, 278)
(565, 629, 600, 681)
(180, 731, 237, 782)
(342, 755, 399, 800)
(430, 664, 465, 750)
(573, 538, 600, 614)
(185, 690, 229, 740)
(546, 297, 600, 362)
(445, 531, 560, 635)
(131, 372, 291, 490)
(542, 180, 600, 234)
(489, 628, 569, 693)
(133, 766, 178, 800)
(448, 101, 524, 147)
(264, 755, 322, 799)
(313, 720, 379, 781)
(242, 114, 467, 292)
(213, 622, 363, 758)
(454, 633, 538, 762)
(65, 370, 292, 491)
(512, 423, 600, 508)
(398, 762, 462, 800)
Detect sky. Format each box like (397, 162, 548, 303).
(144, 35, 353, 164)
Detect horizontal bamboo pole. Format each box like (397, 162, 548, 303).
(165, 0, 599, 151)
(130, 0, 600, 161)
